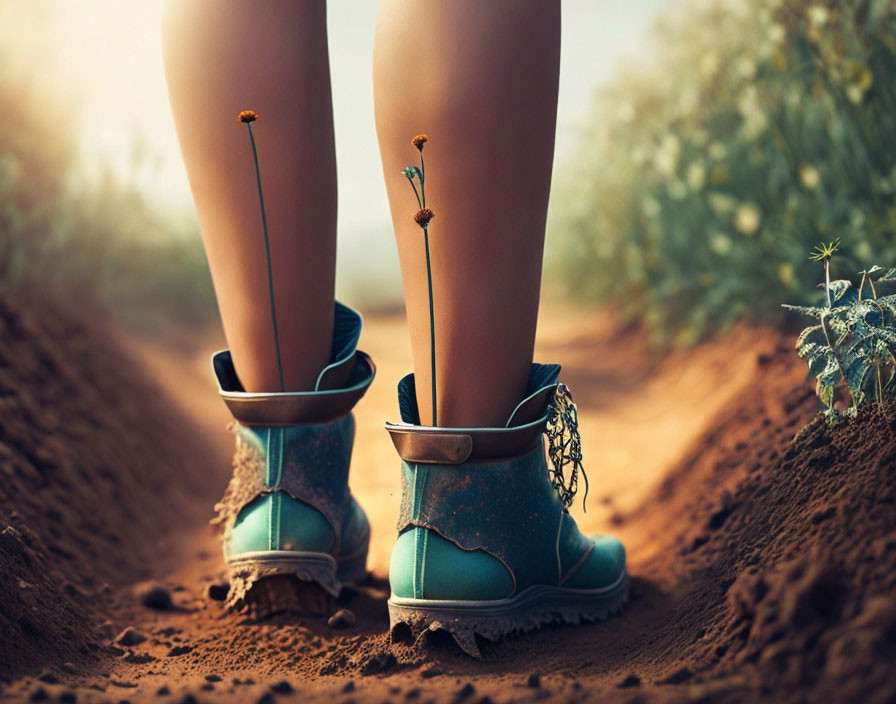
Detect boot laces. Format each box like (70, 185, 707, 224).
(545, 383, 589, 512)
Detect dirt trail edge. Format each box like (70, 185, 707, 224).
(1, 295, 894, 704)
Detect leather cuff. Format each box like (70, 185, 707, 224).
(385, 363, 560, 463)
(212, 302, 375, 426)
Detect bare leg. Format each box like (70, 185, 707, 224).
(163, 0, 336, 392)
(374, 0, 561, 427)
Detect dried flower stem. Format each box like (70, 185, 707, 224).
(423, 222, 437, 426)
(418, 149, 436, 426)
(245, 120, 285, 392)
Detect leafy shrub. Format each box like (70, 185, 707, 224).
(0, 41, 215, 329)
(549, 0, 896, 346)
(784, 242, 896, 421)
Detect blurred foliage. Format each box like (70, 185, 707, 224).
(550, 0, 896, 346)
(0, 50, 214, 330)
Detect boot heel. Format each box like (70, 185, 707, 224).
(226, 550, 341, 616)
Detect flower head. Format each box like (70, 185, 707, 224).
(809, 238, 841, 263)
(412, 134, 429, 151)
(414, 208, 435, 228)
(238, 110, 258, 123)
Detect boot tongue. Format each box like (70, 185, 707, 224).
(504, 363, 561, 428)
(315, 302, 363, 391)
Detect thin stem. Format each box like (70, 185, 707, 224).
(859, 271, 867, 301)
(419, 152, 426, 207)
(247, 122, 285, 392)
(870, 277, 878, 300)
(819, 311, 856, 413)
(824, 260, 832, 308)
(423, 224, 437, 426)
(408, 178, 422, 209)
(877, 365, 884, 405)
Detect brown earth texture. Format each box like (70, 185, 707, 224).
(0, 292, 894, 704)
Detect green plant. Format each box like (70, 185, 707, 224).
(783, 241, 896, 421)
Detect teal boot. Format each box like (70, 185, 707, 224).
(385, 364, 627, 656)
(212, 302, 375, 612)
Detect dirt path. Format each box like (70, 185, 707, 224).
(7, 298, 892, 703)
(55, 304, 775, 702)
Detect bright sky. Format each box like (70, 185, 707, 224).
(5, 0, 668, 302)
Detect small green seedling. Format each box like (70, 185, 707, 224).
(783, 240, 896, 422)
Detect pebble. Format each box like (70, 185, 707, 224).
(326, 609, 356, 629)
(617, 674, 641, 689)
(342, 681, 355, 693)
(456, 683, 475, 700)
(270, 680, 293, 694)
(207, 583, 229, 601)
(115, 628, 147, 647)
(135, 581, 174, 611)
(60, 662, 78, 674)
(527, 674, 541, 688)
(37, 670, 59, 684)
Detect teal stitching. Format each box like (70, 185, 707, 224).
(419, 528, 428, 598)
(411, 464, 429, 599)
(265, 429, 273, 486)
(265, 428, 284, 550)
(270, 492, 281, 550)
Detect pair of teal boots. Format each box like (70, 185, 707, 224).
(213, 302, 627, 656)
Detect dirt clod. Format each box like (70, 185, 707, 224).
(115, 628, 147, 647)
(327, 608, 356, 629)
(207, 583, 229, 601)
(270, 680, 293, 694)
(135, 581, 174, 611)
(360, 652, 397, 676)
(617, 674, 641, 689)
(526, 673, 541, 688)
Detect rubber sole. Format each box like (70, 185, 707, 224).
(388, 569, 629, 658)
(225, 548, 368, 617)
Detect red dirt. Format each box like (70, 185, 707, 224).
(0, 294, 894, 703)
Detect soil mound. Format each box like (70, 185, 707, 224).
(0, 294, 219, 680)
(625, 344, 896, 702)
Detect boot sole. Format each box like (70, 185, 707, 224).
(225, 548, 368, 615)
(388, 569, 628, 658)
